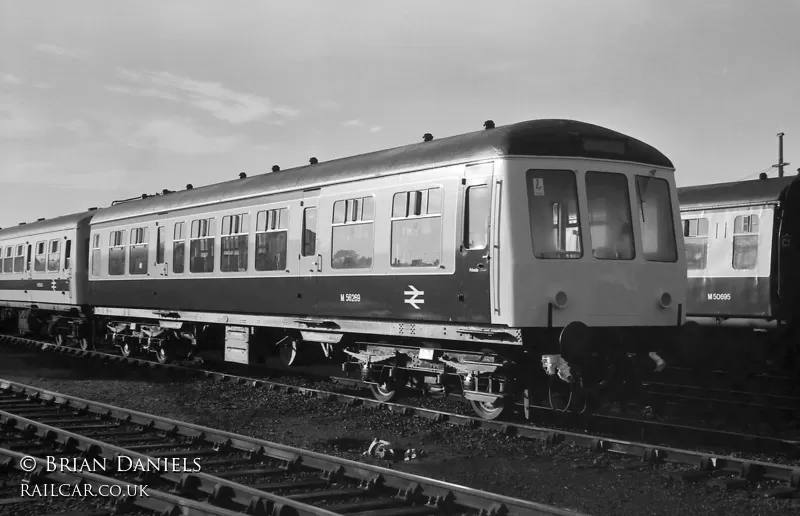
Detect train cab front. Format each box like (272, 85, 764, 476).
(503, 160, 689, 402)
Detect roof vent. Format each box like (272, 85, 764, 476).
(186, 184, 193, 190)
(88, 207, 98, 211)
(422, 133, 433, 142)
(484, 120, 495, 130)
(162, 189, 173, 195)
(309, 157, 318, 165)
(239, 172, 247, 179)
(37, 218, 45, 221)
(759, 173, 768, 180)
(141, 194, 148, 199)
(18, 222, 25, 225)
(272, 165, 280, 172)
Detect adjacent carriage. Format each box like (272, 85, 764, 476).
(0, 211, 94, 344)
(678, 175, 800, 369)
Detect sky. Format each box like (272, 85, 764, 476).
(1, 0, 799, 228)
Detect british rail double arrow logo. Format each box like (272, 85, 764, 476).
(403, 285, 424, 310)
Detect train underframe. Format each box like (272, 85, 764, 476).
(1, 307, 91, 350)
(680, 318, 800, 379)
(88, 317, 674, 420)
(0, 308, 674, 420)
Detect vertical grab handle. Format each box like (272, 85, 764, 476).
(317, 254, 323, 272)
(492, 179, 503, 315)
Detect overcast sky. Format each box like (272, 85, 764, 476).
(1, 1, 799, 228)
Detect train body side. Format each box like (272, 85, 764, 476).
(678, 176, 800, 329)
(0, 212, 94, 312)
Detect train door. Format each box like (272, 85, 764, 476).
(297, 189, 320, 314)
(457, 163, 495, 323)
(24, 243, 32, 303)
(154, 223, 168, 276)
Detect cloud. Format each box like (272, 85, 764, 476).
(318, 100, 342, 110)
(342, 120, 382, 133)
(0, 98, 46, 139)
(34, 44, 86, 60)
(0, 161, 127, 190)
(2, 74, 23, 85)
(105, 85, 181, 102)
(113, 68, 298, 124)
(272, 106, 300, 117)
(126, 117, 245, 154)
(60, 119, 90, 136)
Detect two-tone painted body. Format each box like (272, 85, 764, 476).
(678, 176, 800, 329)
(86, 119, 686, 355)
(0, 212, 94, 312)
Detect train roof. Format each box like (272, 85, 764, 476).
(92, 119, 673, 224)
(678, 176, 799, 211)
(0, 210, 96, 240)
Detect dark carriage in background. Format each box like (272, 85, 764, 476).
(678, 175, 800, 374)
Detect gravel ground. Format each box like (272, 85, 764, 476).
(1, 350, 800, 515)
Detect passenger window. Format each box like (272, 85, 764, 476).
(682, 218, 709, 270)
(586, 172, 634, 260)
(13, 244, 24, 273)
(332, 197, 374, 269)
(91, 234, 101, 276)
(189, 218, 215, 273)
(129, 227, 148, 275)
(108, 230, 126, 275)
(47, 239, 60, 272)
(255, 208, 288, 271)
(636, 176, 677, 262)
(221, 213, 249, 273)
(26, 244, 32, 272)
(464, 185, 490, 249)
(528, 170, 582, 259)
(64, 240, 72, 270)
(1, 247, 10, 273)
(732, 214, 759, 270)
(173, 222, 185, 274)
(156, 227, 165, 265)
(391, 187, 443, 268)
(302, 208, 317, 257)
(34, 242, 46, 272)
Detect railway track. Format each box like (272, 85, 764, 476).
(643, 380, 799, 418)
(646, 365, 796, 397)
(0, 379, 574, 516)
(3, 334, 800, 494)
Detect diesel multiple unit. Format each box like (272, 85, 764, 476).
(0, 119, 688, 419)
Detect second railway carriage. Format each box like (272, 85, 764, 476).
(0, 211, 95, 344)
(678, 175, 800, 369)
(87, 119, 688, 419)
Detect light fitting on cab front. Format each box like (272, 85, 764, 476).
(659, 291, 672, 309)
(553, 291, 568, 309)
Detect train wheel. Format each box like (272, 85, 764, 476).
(121, 342, 135, 358)
(156, 348, 169, 364)
(54, 333, 65, 346)
(470, 399, 506, 420)
(78, 338, 90, 351)
(369, 381, 397, 402)
(279, 339, 302, 367)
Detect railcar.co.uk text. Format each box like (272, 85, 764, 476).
(17, 455, 203, 497)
